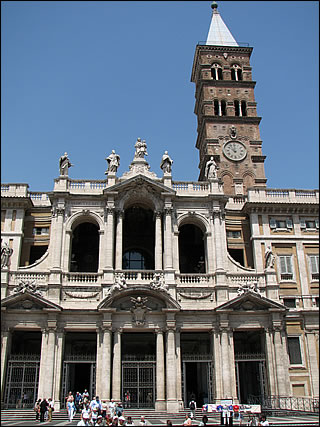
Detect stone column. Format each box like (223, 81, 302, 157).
(264, 328, 277, 396)
(53, 329, 64, 411)
(155, 211, 163, 271)
(166, 327, 178, 412)
(95, 327, 103, 397)
(62, 230, 72, 271)
(98, 230, 105, 272)
(164, 207, 173, 270)
(45, 327, 56, 398)
(112, 329, 122, 400)
(1, 327, 11, 400)
(101, 327, 112, 400)
(305, 331, 319, 397)
(175, 329, 183, 408)
(220, 327, 231, 399)
(38, 328, 49, 399)
(105, 207, 115, 270)
(228, 329, 237, 400)
(115, 210, 123, 270)
(155, 329, 166, 410)
(273, 326, 291, 396)
(52, 208, 65, 269)
(212, 209, 224, 271)
(212, 328, 222, 400)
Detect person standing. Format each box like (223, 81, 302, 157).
(139, 416, 147, 426)
(39, 398, 48, 423)
(67, 396, 76, 423)
(189, 398, 197, 419)
(258, 415, 269, 426)
(47, 398, 54, 422)
(109, 399, 116, 419)
(34, 399, 41, 421)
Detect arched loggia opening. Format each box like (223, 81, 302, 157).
(122, 206, 155, 270)
(178, 224, 206, 273)
(70, 222, 99, 272)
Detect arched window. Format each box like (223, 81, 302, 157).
(231, 64, 243, 81)
(178, 224, 206, 273)
(234, 100, 247, 117)
(213, 99, 227, 116)
(122, 206, 155, 270)
(70, 222, 99, 272)
(211, 63, 223, 80)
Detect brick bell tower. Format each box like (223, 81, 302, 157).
(191, 1, 267, 195)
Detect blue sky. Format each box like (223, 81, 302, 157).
(1, 1, 319, 192)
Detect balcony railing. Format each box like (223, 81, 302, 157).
(248, 395, 319, 414)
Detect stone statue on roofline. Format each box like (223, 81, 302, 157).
(105, 150, 120, 174)
(59, 152, 73, 176)
(134, 138, 148, 159)
(160, 151, 173, 173)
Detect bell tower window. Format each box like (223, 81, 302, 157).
(234, 100, 247, 117)
(214, 99, 227, 116)
(211, 63, 223, 80)
(231, 65, 243, 81)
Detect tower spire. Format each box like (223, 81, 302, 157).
(206, 1, 238, 46)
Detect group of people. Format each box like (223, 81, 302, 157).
(34, 398, 54, 422)
(65, 391, 148, 426)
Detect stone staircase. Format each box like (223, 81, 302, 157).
(0, 407, 210, 423)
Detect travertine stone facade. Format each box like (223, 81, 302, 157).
(1, 2, 318, 414)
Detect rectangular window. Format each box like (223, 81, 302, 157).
(270, 218, 293, 230)
(309, 255, 319, 281)
(279, 255, 293, 281)
(300, 218, 319, 230)
(227, 230, 241, 239)
(1, 210, 5, 231)
(283, 298, 296, 308)
(33, 227, 49, 236)
(287, 337, 303, 365)
(11, 210, 16, 231)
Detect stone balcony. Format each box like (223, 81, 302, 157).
(247, 188, 319, 204)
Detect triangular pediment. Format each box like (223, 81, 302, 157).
(215, 292, 286, 312)
(98, 285, 180, 311)
(104, 174, 175, 196)
(1, 291, 62, 312)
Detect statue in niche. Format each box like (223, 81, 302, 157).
(265, 245, 275, 270)
(229, 125, 237, 139)
(130, 296, 151, 326)
(134, 138, 148, 159)
(160, 151, 173, 173)
(205, 156, 218, 179)
(1, 242, 13, 268)
(105, 150, 120, 174)
(59, 152, 73, 176)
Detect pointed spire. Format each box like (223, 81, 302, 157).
(206, 2, 239, 46)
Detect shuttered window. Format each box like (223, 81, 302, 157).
(288, 337, 302, 365)
(279, 255, 293, 280)
(309, 255, 319, 280)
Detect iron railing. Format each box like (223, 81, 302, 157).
(247, 395, 319, 414)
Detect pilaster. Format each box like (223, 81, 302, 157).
(155, 328, 166, 411)
(112, 328, 122, 401)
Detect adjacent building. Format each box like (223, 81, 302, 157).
(1, 2, 319, 412)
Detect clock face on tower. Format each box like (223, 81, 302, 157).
(223, 141, 247, 161)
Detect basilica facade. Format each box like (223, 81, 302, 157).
(1, 2, 319, 412)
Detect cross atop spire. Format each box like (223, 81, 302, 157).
(206, 1, 238, 46)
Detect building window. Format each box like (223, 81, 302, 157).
(270, 218, 293, 231)
(234, 100, 247, 117)
(213, 99, 227, 116)
(283, 298, 296, 308)
(308, 255, 319, 281)
(123, 250, 147, 270)
(300, 218, 319, 230)
(231, 65, 243, 81)
(211, 63, 223, 80)
(33, 227, 49, 235)
(279, 255, 294, 281)
(227, 230, 241, 239)
(287, 337, 303, 365)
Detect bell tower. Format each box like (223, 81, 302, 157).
(191, 1, 267, 195)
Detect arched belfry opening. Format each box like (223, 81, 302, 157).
(122, 206, 155, 270)
(178, 223, 206, 273)
(70, 221, 99, 272)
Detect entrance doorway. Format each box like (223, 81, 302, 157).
(182, 361, 213, 407)
(61, 361, 96, 401)
(236, 360, 267, 403)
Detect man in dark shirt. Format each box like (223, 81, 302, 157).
(39, 398, 48, 422)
